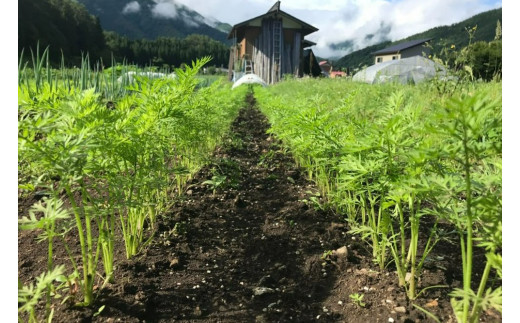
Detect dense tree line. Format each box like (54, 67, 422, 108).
(19, 0, 230, 68)
(438, 38, 502, 81)
(104, 32, 230, 68)
(466, 40, 502, 80)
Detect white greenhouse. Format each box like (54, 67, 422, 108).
(353, 56, 448, 85)
(231, 73, 268, 89)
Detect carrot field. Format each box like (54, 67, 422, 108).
(18, 54, 502, 322)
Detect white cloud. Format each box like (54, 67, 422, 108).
(122, 1, 141, 14)
(151, 1, 207, 27)
(181, 11, 200, 27)
(175, 0, 266, 24)
(151, 0, 179, 19)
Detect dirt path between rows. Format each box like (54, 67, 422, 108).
(18, 92, 500, 323)
(97, 93, 351, 322)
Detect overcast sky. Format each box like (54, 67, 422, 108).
(175, 0, 502, 57)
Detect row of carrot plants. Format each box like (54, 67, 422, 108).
(254, 78, 502, 323)
(18, 52, 246, 320)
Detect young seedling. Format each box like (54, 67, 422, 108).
(321, 250, 334, 261)
(18, 265, 65, 323)
(349, 293, 366, 307)
(19, 197, 70, 318)
(203, 174, 227, 196)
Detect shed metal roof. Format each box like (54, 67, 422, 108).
(371, 38, 432, 55)
(303, 39, 316, 48)
(227, 2, 318, 40)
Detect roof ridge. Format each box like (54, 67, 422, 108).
(371, 38, 432, 55)
(268, 1, 281, 13)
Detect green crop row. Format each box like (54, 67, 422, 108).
(255, 78, 502, 323)
(18, 56, 246, 319)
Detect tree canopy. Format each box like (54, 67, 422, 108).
(19, 0, 231, 68)
(19, 0, 107, 64)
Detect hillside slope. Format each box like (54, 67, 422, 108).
(334, 8, 502, 70)
(76, 0, 230, 43)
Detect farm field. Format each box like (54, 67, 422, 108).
(18, 59, 501, 322)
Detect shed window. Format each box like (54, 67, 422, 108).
(376, 57, 382, 63)
(392, 56, 398, 60)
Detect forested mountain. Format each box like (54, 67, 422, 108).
(18, 0, 231, 67)
(76, 0, 230, 43)
(18, 0, 108, 62)
(334, 8, 502, 70)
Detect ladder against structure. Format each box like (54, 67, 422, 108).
(272, 19, 282, 81)
(243, 54, 253, 74)
(244, 60, 253, 74)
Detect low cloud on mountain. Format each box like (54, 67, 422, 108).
(122, 1, 141, 14)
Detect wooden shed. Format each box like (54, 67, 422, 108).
(227, 1, 318, 84)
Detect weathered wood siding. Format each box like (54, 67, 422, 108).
(245, 28, 261, 58)
(250, 18, 303, 84)
(238, 28, 261, 58)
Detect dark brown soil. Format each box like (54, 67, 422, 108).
(18, 92, 501, 323)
